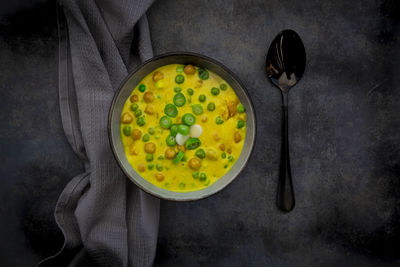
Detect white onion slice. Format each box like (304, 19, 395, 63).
(190, 124, 202, 138)
(176, 133, 189, 146)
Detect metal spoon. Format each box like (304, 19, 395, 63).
(266, 29, 306, 212)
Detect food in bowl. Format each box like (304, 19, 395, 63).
(120, 64, 246, 192)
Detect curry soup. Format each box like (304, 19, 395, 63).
(120, 64, 246, 192)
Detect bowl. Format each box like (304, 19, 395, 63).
(109, 52, 256, 201)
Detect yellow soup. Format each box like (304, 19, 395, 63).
(120, 64, 246, 192)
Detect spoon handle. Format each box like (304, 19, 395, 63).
(277, 93, 295, 211)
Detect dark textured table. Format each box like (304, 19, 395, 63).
(0, 0, 399, 266)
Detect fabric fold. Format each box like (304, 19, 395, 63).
(38, 1, 159, 266)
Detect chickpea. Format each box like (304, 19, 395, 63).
(129, 144, 138, 155)
(138, 163, 146, 172)
(144, 142, 156, 153)
(234, 131, 242, 143)
(155, 173, 165, 181)
(152, 71, 164, 82)
(184, 64, 196, 75)
(188, 158, 201, 170)
(219, 144, 225, 151)
(132, 129, 142, 140)
(121, 112, 133, 124)
(143, 91, 154, 103)
(177, 145, 186, 152)
(206, 149, 218, 160)
(130, 94, 139, 102)
(144, 104, 155, 115)
(226, 100, 237, 118)
(227, 147, 232, 154)
(201, 115, 208, 123)
(165, 148, 176, 159)
(213, 132, 220, 141)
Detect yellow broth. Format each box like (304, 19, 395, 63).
(120, 64, 246, 192)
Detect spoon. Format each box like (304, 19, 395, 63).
(266, 29, 306, 212)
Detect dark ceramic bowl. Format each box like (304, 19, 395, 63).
(109, 52, 256, 201)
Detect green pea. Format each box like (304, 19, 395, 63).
(220, 83, 227, 91)
(164, 104, 178, 117)
(170, 124, 179, 137)
(158, 155, 164, 160)
(237, 104, 245, 113)
(175, 74, 185, 84)
(237, 119, 245, 129)
(142, 133, 150, 142)
(198, 68, 209, 80)
(224, 164, 228, 168)
(156, 163, 163, 171)
(159, 116, 172, 129)
(207, 102, 215, 111)
(177, 124, 190, 135)
(166, 135, 177, 146)
(148, 128, 155, 135)
(192, 171, 200, 179)
(130, 103, 138, 111)
(148, 163, 154, 170)
(176, 65, 184, 73)
(137, 116, 146, 126)
(138, 84, 146, 92)
(174, 87, 182, 93)
(186, 88, 194, 95)
(185, 138, 201, 150)
(228, 155, 234, 162)
(179, 182, 186, 189)
(211, 87, 220, 96)
(195, 148, 206, 159)
(134, 109, 142, 117)
(146, 154, 153, 162)
(221, 152, 226, 159)
(215, 116, 224, 124)
(123, 126, 132, 136)
(198, 94, 206, 102)
(199, 172, 207, 181)
(192, 104, 203, 115)
(182, 113, 196, 126)
(173, 93, 186, 107)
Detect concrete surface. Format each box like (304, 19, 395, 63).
(0, 0, 399, 266)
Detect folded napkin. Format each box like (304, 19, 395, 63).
(38, 0, 159, 266)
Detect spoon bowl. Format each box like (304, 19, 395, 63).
(266, 29, 306, 211)
(267, 29, 306, 92)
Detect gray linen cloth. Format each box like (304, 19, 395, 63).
(38, 0, 160, 266)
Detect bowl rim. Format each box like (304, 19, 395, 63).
(108, 51, 257, 201)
